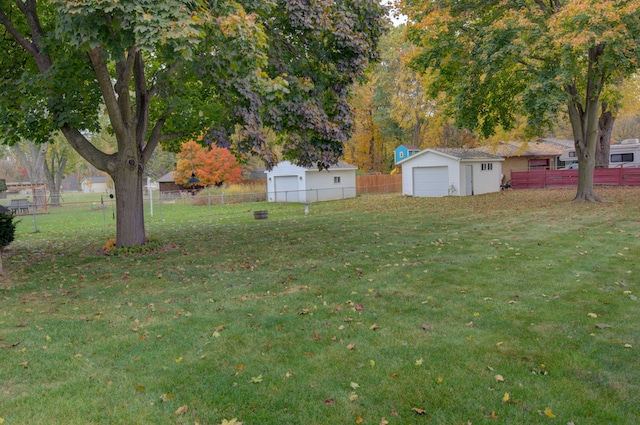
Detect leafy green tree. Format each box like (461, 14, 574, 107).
(398, 0, 640, 201)
(0, 0, 386, 246)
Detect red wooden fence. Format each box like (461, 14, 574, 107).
(511, 168, 640, 189)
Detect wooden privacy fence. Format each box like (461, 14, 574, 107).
(511, 168, 640, 189)
(356, 174, 402, 194)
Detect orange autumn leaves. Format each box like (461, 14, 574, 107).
(174, 140, 242, 187)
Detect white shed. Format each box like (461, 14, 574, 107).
(398, 148, 503, 197)
(267, 161, 358, 203)
(80, 176, 113, 193)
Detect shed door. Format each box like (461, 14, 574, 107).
(465, 165, 473, 196)
(274, 176, 299, 202)
(413, 166, 449, 197)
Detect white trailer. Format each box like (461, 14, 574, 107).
(559, 139, 640, 168)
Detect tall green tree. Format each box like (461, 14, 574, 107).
(0, 0, 385, 247)
(398, 0, 640, 201)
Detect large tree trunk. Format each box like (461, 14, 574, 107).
(595, 103, 616, 168)
(111, 163, 147, 247)
(566, 45, 607, 202)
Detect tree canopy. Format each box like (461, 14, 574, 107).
(174, 140, 242, 187)
(397, 0, 640, 200)
(0, 0, 386, 246)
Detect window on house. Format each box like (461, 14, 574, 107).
(481, 163, 493, 171)
(611, 153, 634, 163)
(399, 151, 405, 158)
(334, 176, 341, 184)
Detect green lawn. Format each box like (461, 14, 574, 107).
(1, 187, 639, 425)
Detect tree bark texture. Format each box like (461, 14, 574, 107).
(595, 103, 616, 168)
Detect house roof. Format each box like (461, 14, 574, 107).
(81, 176, 111, 183)
(476, 139, 573, 157)
(398, 148, 503, 164)
(157, 171, 176, 183)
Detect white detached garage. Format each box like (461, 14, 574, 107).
(267, 161, 358, 203)
(398, 148, 503, 197)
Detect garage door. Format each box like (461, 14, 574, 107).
(413, 166, 449, 197)
(274, 176, 299, 202)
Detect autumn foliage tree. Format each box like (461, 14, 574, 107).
(0, 0, 386, 247)
(398, 0, 640, 201)
(174, 140, 242, 187)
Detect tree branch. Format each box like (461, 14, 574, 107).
(134, 51, 149, 149)
(0, 1, 52, 72)
(87, 46, 128, 144)
(114, 47, 138, 126)
(60, 125, 112, 172)
(148, 60, 182, 99)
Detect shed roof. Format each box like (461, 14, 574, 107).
(398, 148, 503, 165)
(308, 160, 358, 171)
(81, 176, 111, 183)
(157, 171, 176, 183)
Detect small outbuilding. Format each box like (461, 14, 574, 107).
(398, 148, 504, 197)
(394, 144, 421, 165)
(267, 161, 358, 203)
(80, 176, 113, 193)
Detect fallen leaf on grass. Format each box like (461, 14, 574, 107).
(494, 374, 505, 383)
(160, 393, 175, 402)
(415, 358, 424, 366)
(175, 405, 188, 415)
(250, 375, 263, 383)
(369, 324, 381, 331)
(412, 407, 426, 415)
(350, 382, 360, 389)
(543, 408, 555, 418)
(421, 324, 432, 330)
(349, 392, 359, 402)
(219, 419, 242, 425)
(347, 343, 356, 350)
(379, 418, 389, 425)
(356, 417, 363, 424)
(324, 398, 336, 405)
(20, 361, 29, 369)
(595, 324, 612, 329)
(503, 392, 510, 402)
(488, 411, 498, 419)
(587, 313, 598, 318)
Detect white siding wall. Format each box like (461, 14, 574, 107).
(401, 153, 460, 196)
(267, 161, 357, 203)
(402, 152, 503, 197)
(305, 169, 356, 202)
(466, 161, 502, 195)
(267, 161, 304, 202)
